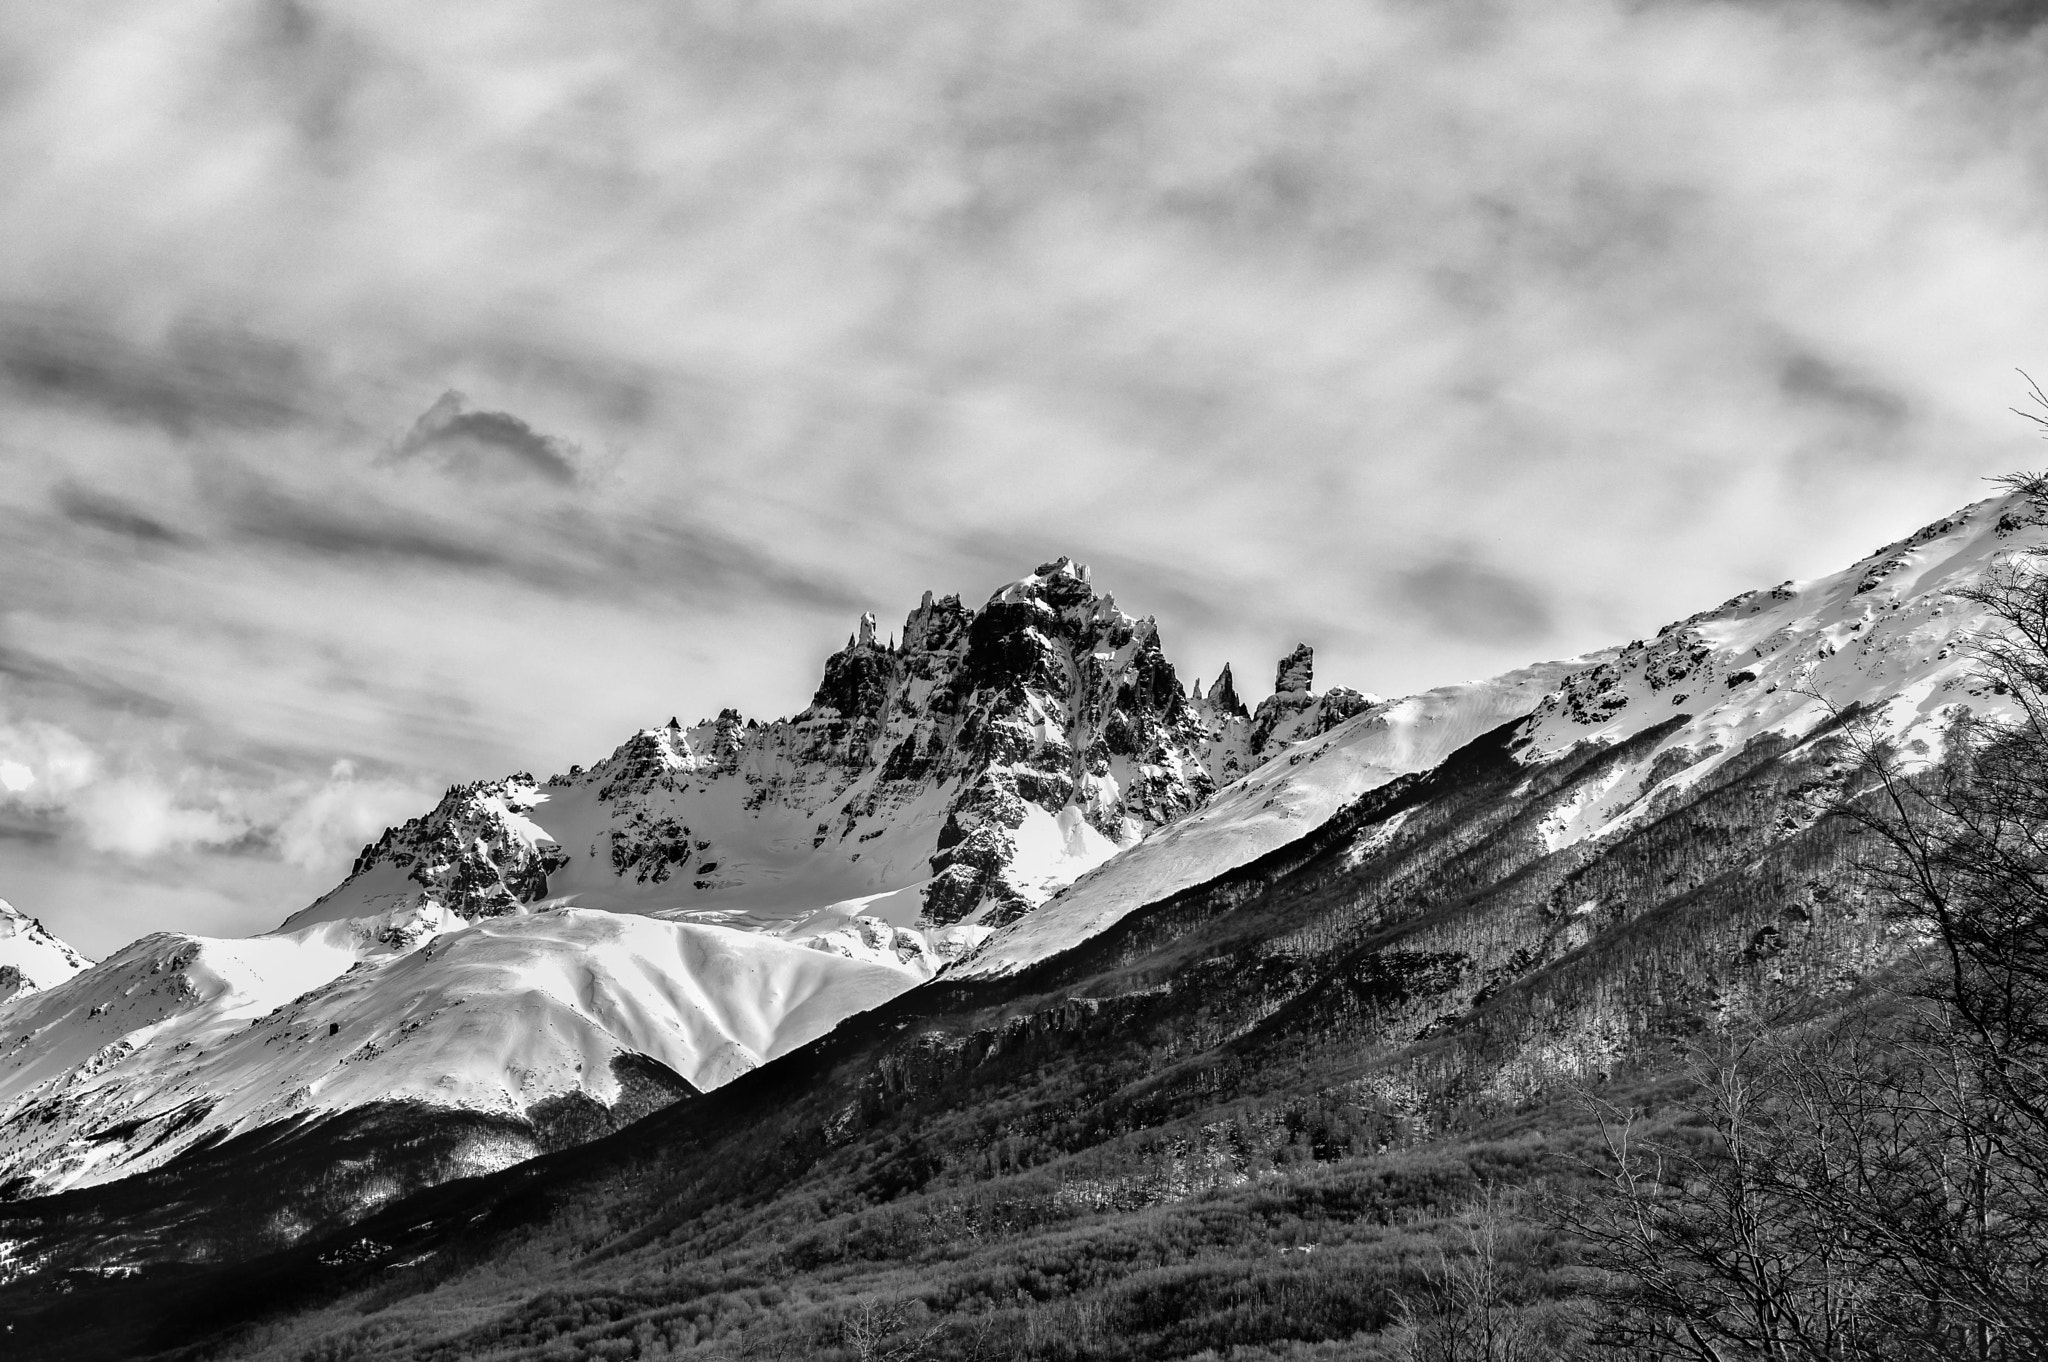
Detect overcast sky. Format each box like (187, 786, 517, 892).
(4, 0, 2048, 956)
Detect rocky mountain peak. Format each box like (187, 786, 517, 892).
(296, 562, 1379, 952)
(1275, 643, 1314, 694)
(1199, 663, 1250, 720)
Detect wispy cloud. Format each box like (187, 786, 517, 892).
(0, 313, 311, 435)
(54, 483, 195, 545)
(226, 477, 513, 569)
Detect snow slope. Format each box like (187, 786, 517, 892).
(1508, 493, 2046, 842)
(955, 658, 1591, 976)
(0, 900, 91, 1005)
(957, 490, 2048, 976)
(0, 906, 907, 1197)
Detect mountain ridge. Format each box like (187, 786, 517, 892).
(0, 557, 1368, 1205)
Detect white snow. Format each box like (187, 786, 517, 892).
(0, 899, 92, 1003)
(1505, 493, 2045, 851)
(956, 490, 2048, 977)
(0, 908, 909, 1197)
(954, 657, 1590, 976)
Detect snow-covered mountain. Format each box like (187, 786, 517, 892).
(0, 909, 909, 1199)
(284, 557, 1370, 947)
(4, 490, 2047, 1294)
(0, 901, 90, 1005)
(958, 490, 2048, 976)
(0, 559, 1368, 1200)
(7, 491, 2043, 1220)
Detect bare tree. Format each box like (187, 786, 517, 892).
(1563, 1039, 1889, 1362)
(1814, 503, 2048, 1356)
(1394, 1186, 1584, 1362)
(839, 1295, 942, 1362)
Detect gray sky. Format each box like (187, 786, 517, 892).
(4, 0, 2047, 956)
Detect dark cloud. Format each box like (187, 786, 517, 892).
(0, 811, 61, 846)
(53, 484, 192, 546)
(229, 483, 510, 569)
(1394, 558, 1556, 645)
(1779, 352, 1910, 429)
(392, 391, 581, 484)
(220, 473, 861, 614)
(1839, 0, 2048, 36)
(0, 313, 310, 435)
(0, 643, 178, 718)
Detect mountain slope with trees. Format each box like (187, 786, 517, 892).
(11, 487, 2048, 1359)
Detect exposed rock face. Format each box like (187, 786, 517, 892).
(1231, 645, 1375, 774)
(344, 777, 568, 920)
(1274, 643, 1314, 695)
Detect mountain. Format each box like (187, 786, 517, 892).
(0, 558, 1370, 1208)
(958, 494, 2032, 979)
(0, 900, 90, 1005)
(8, 487, 2039, 1362)
(284, 557, 1370, 943)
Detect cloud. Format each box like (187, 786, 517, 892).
(214, 467, 861, 611)
(0, 716, 243, 857)
(0, 719, 98, 803)
(1395, 559, 1557, 645)
(54, 483, 193, 545)
(227, 480, 510, 569)
(0, 712, 430, 870)
(1779, 352, 1910, 430)
(392, 390, 581, 484)
(69, 775, 243, 857)
(0, 643, 178, 718)
(270, 760, 431, 870)
(566, 510, 867, 613)
(0, 312, 310, 435)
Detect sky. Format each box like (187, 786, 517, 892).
(4, 0, 2048, 957)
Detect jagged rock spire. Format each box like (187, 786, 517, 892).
(1275, 644, 1313, 695)
(858, 611, 878, 647)
(1209, 663, 1248, 719)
